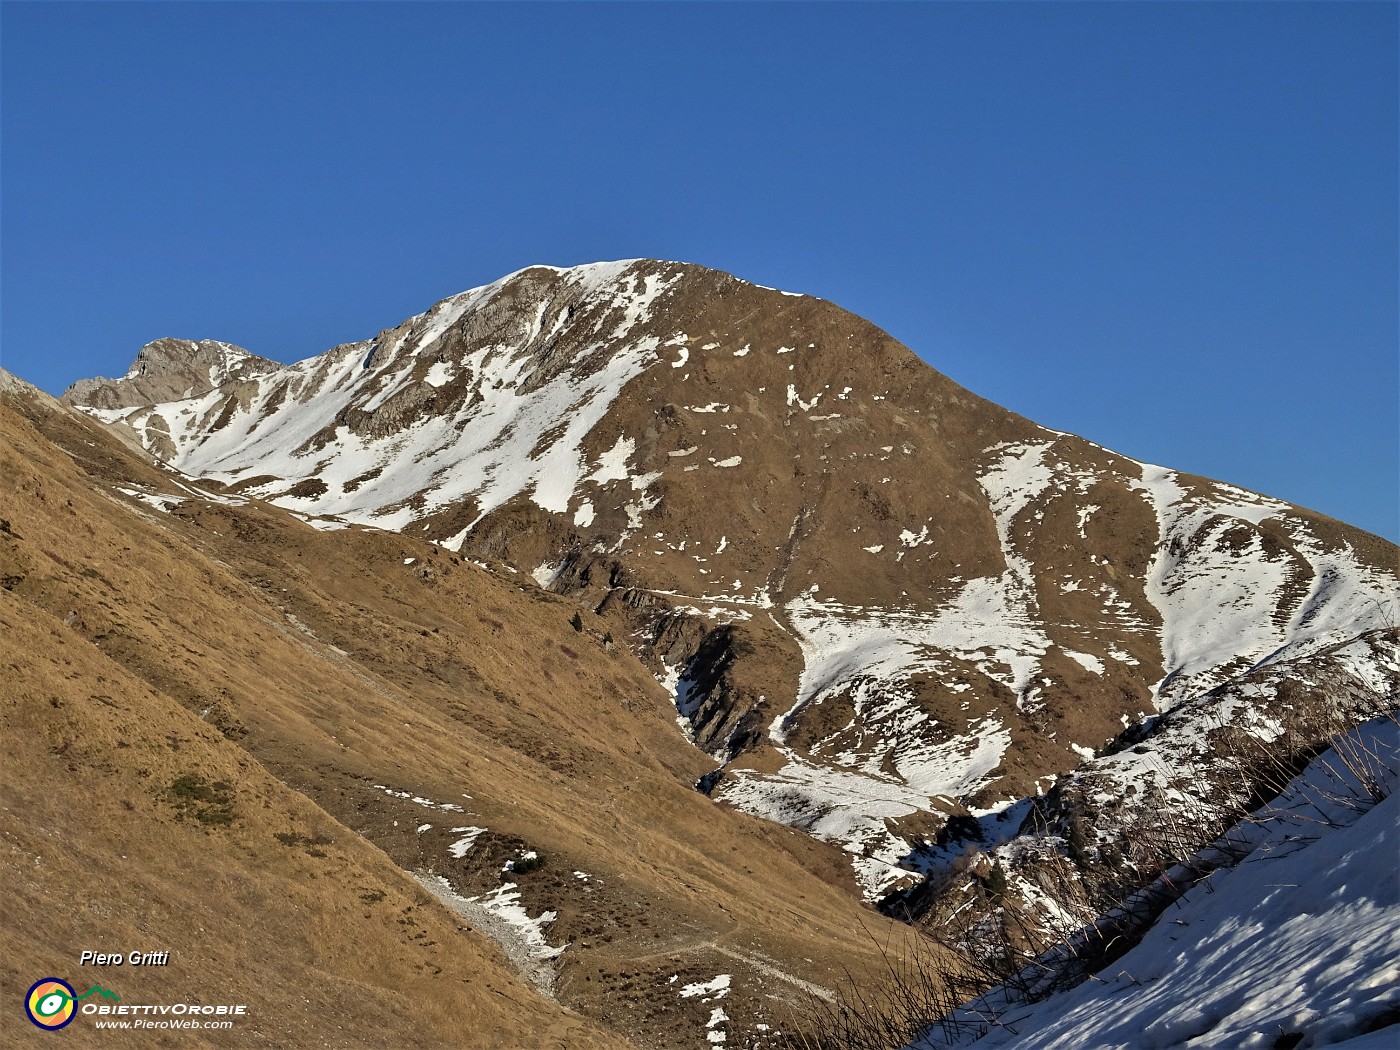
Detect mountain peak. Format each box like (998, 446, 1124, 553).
(63, 338, 278, 411)
(128, 337, 252, 377)
(62, 260, 882, 540)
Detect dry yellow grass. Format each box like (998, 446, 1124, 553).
(0, 379, 926, 1047)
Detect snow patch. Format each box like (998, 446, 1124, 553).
(914, 719, 1400, 1049)
(680, 974, 731, 1000)
(1064, 650, 1105, 676)
(531, 561, 565, 588)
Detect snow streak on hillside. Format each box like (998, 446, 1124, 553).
(1131, 463, 1399, 712)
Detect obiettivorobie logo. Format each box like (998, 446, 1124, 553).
(25, 979, 120, 1030)
(23, 975, 247, 1033)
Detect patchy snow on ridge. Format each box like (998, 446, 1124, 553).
(1068, 630, 1400, 812)
(447, 827, 486, 858)
(720, 724, 1011, 900)
(372, 784, 466, 812)
(680, 974, 731, 1000)
(116, 486, 183, 513)
(468, 882, 566, 961)
(1131, 463, 1397, 709)
(586, 434, 636, 484)
(773, 588, 1048, 743)
(721, 586, 1052, 898)
(1064, 650, 1105, 676)
(532, 561, 566, 589)
(414, 872, 564, 999)
(80, 262, 683, 538)
(979, 442, 1056, 547)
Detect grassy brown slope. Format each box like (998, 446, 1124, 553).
(0, 389, 617, 1049)
(1, 383, 929, 1047)
(0, 601, 607, 1050)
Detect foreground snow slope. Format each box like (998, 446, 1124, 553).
(913, 718, 1400, 1050)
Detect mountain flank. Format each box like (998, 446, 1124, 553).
(8, 257, 1395, 1046)
(63, 259, 1398, 899)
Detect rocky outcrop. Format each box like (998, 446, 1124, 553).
(64, 338, 278, 409)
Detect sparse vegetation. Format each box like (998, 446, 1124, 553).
(282, 477, 329, 499)
(275, 831, 333, 856)
(983, 861, 1007, 903)
(195, 804, 236, 826)
(508, 851, 544, 874)
(167, 773, 236, 827)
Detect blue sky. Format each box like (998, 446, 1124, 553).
(2, 2, 1396, 541)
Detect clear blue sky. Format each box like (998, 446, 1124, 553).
(2, 2, 1396, 541)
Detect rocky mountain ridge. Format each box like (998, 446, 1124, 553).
(65, 259, 1399, 911)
